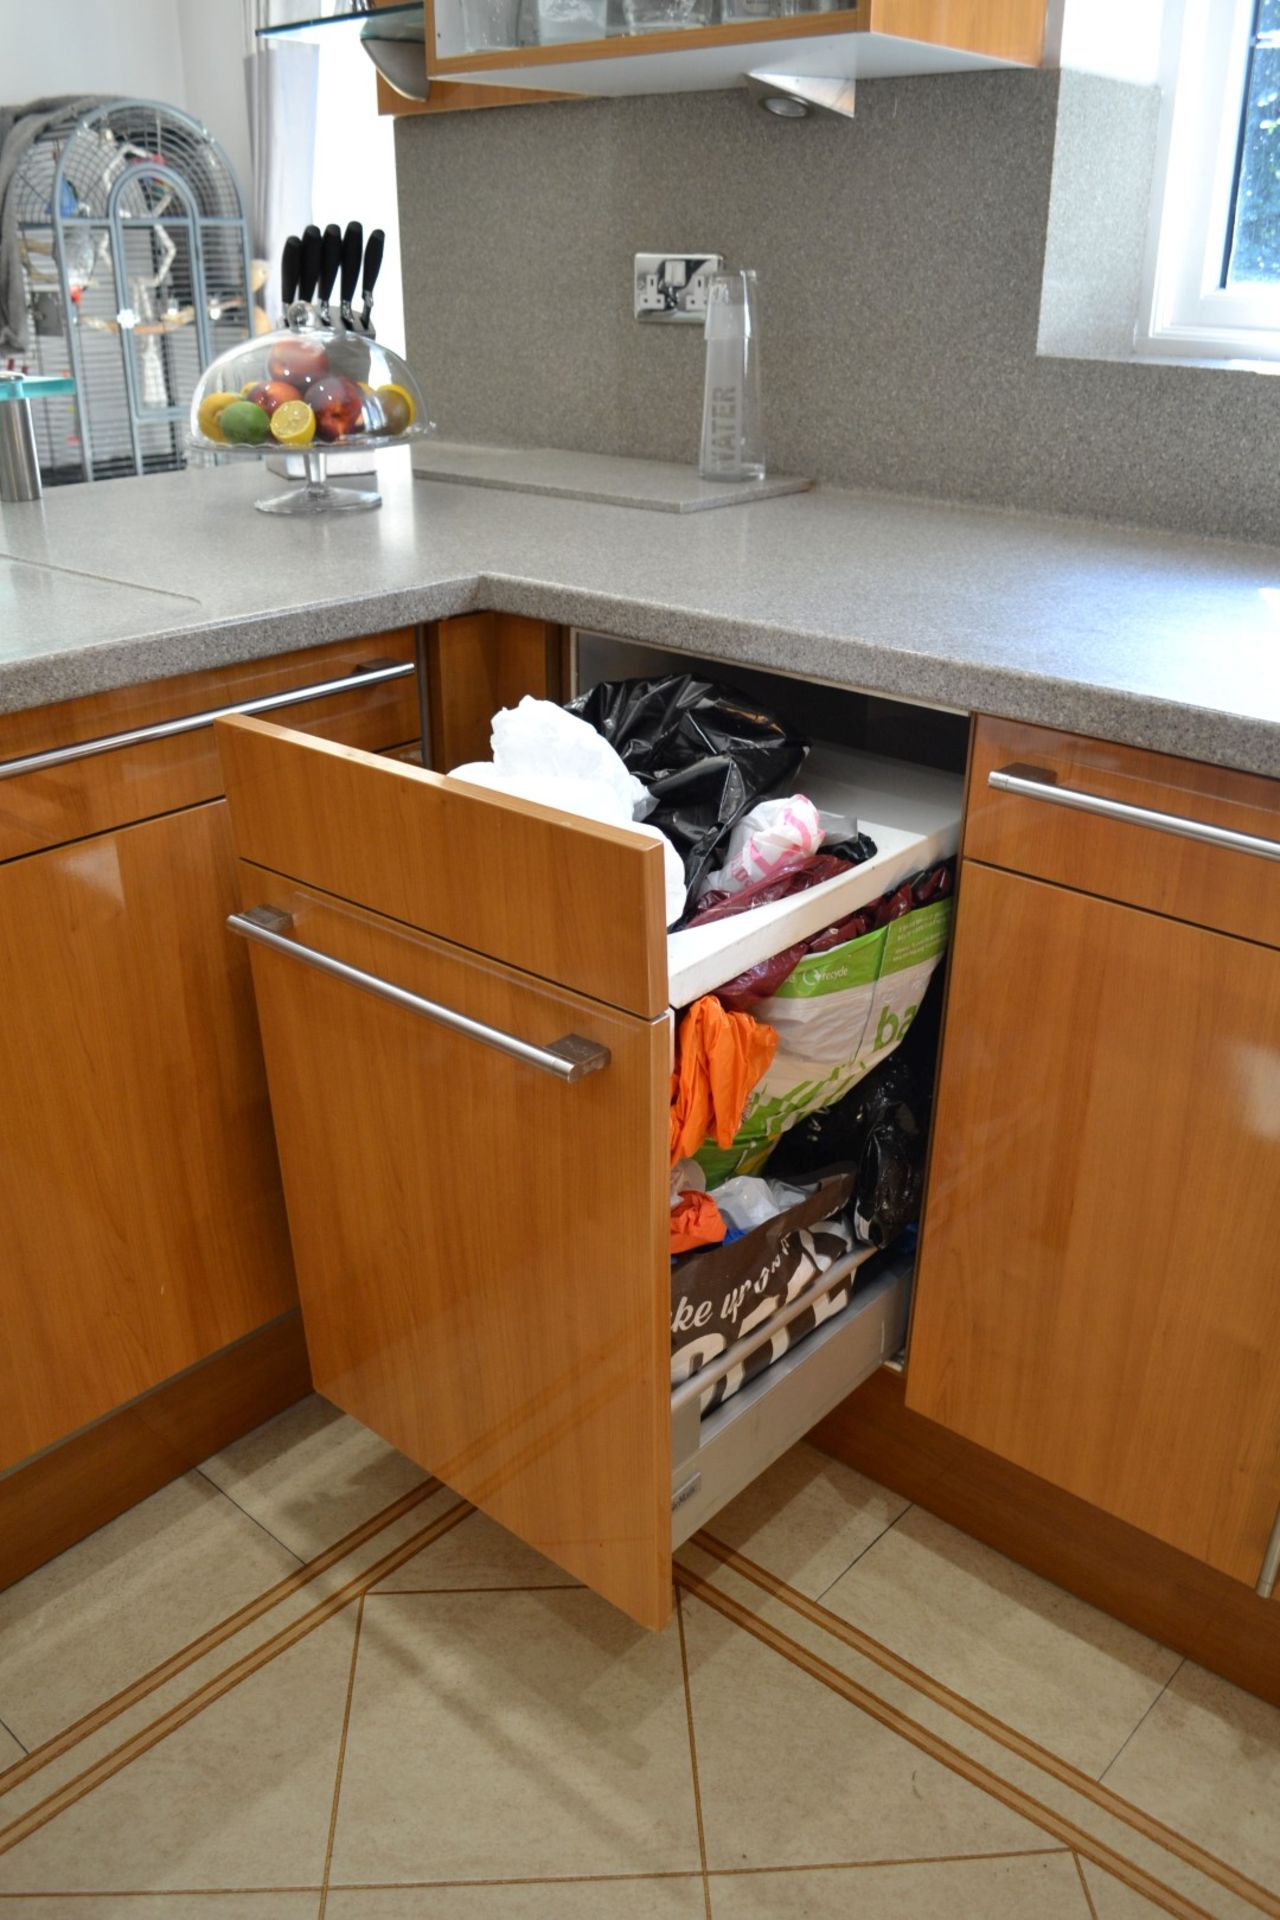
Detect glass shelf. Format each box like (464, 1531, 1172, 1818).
(256, 2, 423, 43)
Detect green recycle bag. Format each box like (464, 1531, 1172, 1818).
(695, 895, 952, 1186)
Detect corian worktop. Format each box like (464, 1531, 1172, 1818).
(2, 458, 1278, 777)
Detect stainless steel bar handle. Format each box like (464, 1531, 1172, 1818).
(228, 906, 611, 1084)
(0, 658, 415, 782)
(1258, 1505, 1280, 1600)
(988, 764, 1280, 862)
(669, 1246, 884, 1414)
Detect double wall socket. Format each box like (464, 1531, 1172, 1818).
(634, 252, 723, 323)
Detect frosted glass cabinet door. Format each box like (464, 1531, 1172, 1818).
(906, 859, 1280, 1588)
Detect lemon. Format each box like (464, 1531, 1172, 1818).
(240, 378, 261, 396)
(376, 382, 416, 434)
(196, 390, 239, 442)
(269, 399, 317, 447)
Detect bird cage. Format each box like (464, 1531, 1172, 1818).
(9, 98, 253, 485)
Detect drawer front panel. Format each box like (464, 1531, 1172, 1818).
(217, 713, 668, 1017)
(235, 862, 672, 1627)
(0, 629, 420, 863)
(967, 717, 1280, 948)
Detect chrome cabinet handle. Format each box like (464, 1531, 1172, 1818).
(988, 764, 1280, 862)
(0, 657, 415, 781)
(1259, 1505, 1280, 1600)
(228, 906, 611, 1084)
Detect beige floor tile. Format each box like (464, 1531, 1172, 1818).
(201, 1394, 429, 1560)
(819, 1507, 1182, 1777)
(1100, 1661, 1280, 1893)
(697, 1443, 910, 1600)
(0, 1610, 358, 1894)
(325, 1879, 706, 1916)
(373, 1510, 581, 1592)
(1078, 1859, 1174, 1917)
(0, 1723, 24, 1769)
(328, 1590, 701, 1885)
(0, 1900, 320, 1917)
(709, 1852, 1092, 1916)
(680, 1590, 1052, 1872)
(0, 1473, 302, 1751)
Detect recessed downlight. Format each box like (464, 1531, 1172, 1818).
(762, 94, 808, 116)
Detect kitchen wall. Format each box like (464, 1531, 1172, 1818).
(4, 0, 253, 201)
(396, 69, 1280, 544)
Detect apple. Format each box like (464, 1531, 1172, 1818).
(246, 379, 302, 416)
(309, 374, 364, 442)
(267, 338, 329, 387)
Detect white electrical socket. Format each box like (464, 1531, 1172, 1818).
(634, 252, 723, 324)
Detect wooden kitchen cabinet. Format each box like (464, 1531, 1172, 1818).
(905, 719, 1280, 1589)
(0, 629, 421, 1472)
(214, 663, 961, 1625)
(371, 0, 1046, 115)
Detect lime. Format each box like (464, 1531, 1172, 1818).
(376, 382, 415, 434)
(196, 390, 239, 442)
(219, 400, 270, 446)
(269, 400, 317, 447)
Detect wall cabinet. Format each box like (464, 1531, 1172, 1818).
(362, 0, 1046, 115)
(905, 718, 1280, 1591)
(0, 630, 421, 1469)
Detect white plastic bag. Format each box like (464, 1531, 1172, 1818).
(451, 697, 686, 926)
(701, 795, 824, 899)
(712, 1174, 810, 1234)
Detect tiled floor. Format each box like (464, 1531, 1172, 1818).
(1, 1398, 1278, 1919)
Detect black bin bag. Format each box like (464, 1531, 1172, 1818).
(568, 674, 808, 919)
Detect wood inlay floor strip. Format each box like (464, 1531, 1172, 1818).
(0, 1500, 473, 1861)
(0, 1477, 441, 1800)
(693, 1532, 1280, 1919)
(675, 1564, 1213, 1920)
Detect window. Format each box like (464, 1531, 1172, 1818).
(1141, 0, 1280, 362)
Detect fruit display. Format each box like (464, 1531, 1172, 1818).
(188, 324, 427, 458)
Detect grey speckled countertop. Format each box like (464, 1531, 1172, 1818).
(2, 458, 1279, 777)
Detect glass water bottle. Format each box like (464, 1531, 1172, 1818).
(698, 269, 765, 483)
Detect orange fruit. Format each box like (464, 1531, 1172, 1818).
(196, 390, 239, 442)
(376, 382, 416, 433)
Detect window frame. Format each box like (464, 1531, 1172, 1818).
(1138, 0, 1280, 365)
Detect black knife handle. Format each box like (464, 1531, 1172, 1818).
(298, 224, 322, 303)
(319, 224, 343, 305)
(361, 229, 385, 305)
(280, 234, 301, 308)
(340, 221, 363, 311)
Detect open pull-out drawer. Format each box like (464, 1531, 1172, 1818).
(216, 710, 958, 1629)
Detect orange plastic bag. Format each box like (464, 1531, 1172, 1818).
(670, 1190, 726, 1254)
(670, 996, 778, 1166)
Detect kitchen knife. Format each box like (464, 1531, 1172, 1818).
(279, 234, 301, 327)
(340, 221, 363, 331)
(318, 223, 343, 327)
(360, 229, 385, 336)
(291, 223, 322, 328)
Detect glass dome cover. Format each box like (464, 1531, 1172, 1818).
(188, 322, 429, 514)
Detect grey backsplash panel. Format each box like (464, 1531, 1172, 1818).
(397, 70, 1280, 543)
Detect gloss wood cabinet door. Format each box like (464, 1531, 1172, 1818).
(217, 713, 674, 1628)
(0, 802, 297, 1466)
(905, 858, 1280, 1588)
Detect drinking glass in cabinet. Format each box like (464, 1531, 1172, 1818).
(621, 0, 711, 32)
(461, 0, 522, 46)
(517, 0, 608, 41)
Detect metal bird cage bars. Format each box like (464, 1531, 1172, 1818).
(10, 98, 252, 485)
